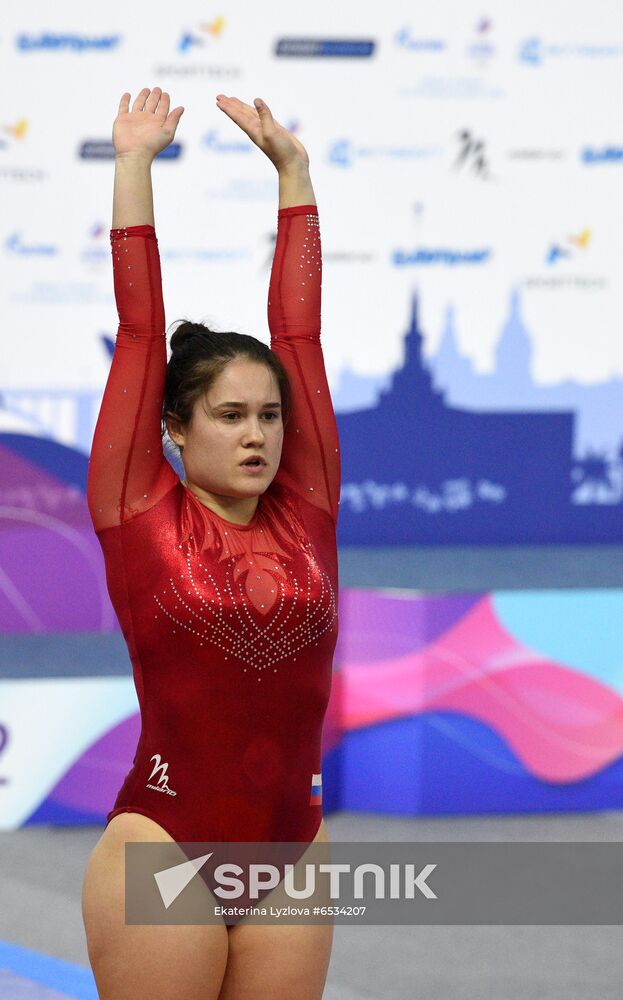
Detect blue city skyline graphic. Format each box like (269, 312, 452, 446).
(333, 291, 623, 545)
(2, 288, 623, 545)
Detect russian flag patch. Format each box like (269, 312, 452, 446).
(310, 772, 322, 806)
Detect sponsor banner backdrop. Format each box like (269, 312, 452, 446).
(1, 1, 623, 547)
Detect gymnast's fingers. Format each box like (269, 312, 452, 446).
(131, 87, 150, 113)
(144, 87, 162, 114)
(157, 91, 171, 120)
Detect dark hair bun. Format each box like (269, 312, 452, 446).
(169, 320, 214, 355)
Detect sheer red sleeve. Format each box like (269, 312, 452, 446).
(268, 205, 341, 524)
(86, 224, 178, 533)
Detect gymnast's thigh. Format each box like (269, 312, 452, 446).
(82, 812, 229, 1000)
(217, 818, 334, 1000)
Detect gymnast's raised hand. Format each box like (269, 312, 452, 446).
(215, 94, 309, 171)
(113, 86, 184, 159)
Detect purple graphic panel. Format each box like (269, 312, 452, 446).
(0, 439, 117, 632)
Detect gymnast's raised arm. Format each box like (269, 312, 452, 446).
(215, 94, 341, 523)
(86, 88, 184, 533)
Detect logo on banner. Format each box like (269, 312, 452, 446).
(178, 16, 226, 53)
(80, 223, 109, 265)
(275, 38, 375, 58)
(79, 141, 182, 160)
(0, 118, 29, 155)
(4, 233, 57, 256)
(519, 36, 543, 65)
(3, 119, 28, 142)
(327, 138, 441, 168)
(453, 129, 491, 179)
(16, 33, 121, 52)
(581, 146, 623, 165)
(394, 28, 445, 52)
(202, 130, 252, 154)
(546, 228, 592, 266)
(519, 36, 623, 65)
(392, 246, 491, 267)
(466, 18, 496, 64)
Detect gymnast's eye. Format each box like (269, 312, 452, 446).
(223, 412, 279, 421)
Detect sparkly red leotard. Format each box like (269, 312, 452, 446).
(87, 204, 340, 847)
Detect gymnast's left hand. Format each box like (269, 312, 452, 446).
(215, 94, 309, 172)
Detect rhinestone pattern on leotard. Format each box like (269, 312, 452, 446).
(152, 537, 337, 679)
(152, 485, 337, 679)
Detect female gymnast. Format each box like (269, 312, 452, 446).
(81, 87, 341, 999)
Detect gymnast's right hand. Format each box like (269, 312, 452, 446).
(112, 87, 184, 160)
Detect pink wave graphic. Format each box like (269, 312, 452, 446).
(343, 595, 623, 783)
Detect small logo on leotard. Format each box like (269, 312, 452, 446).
(146, 753, 177, 797)
(310, 772, 322, 806)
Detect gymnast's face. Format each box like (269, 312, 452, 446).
(168, 357, 284, 506)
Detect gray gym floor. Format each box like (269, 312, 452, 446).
(2, 809, 623, 1000)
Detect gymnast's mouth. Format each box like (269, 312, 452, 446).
(240, 457, 267, 467)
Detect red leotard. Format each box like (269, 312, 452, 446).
(87, 205, 340, 847)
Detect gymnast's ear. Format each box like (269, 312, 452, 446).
(165, 412, 186, 450)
